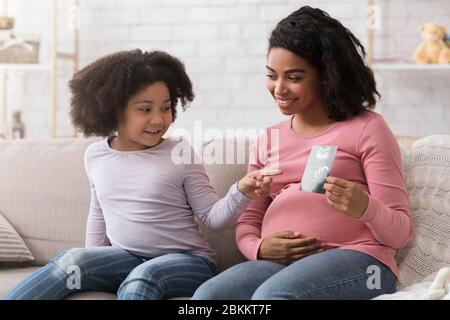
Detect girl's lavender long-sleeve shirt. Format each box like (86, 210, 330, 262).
(84, 137, 250, 264)
(236, 110, 413, 276)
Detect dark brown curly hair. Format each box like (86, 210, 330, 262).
(269, 6, 380, 121)
(69, 49, 194, 137)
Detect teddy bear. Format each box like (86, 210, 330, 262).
(413, 23, 450, 64)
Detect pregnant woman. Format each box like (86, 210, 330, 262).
(193, 6, 413, 300)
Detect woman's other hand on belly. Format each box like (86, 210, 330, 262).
(257, 231, 324, 265)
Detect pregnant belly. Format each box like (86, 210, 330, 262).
(261, 183, 370, 246)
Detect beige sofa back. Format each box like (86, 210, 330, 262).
(0, 139, 96, 265)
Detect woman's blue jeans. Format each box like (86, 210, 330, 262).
(193, 249, 397, 300)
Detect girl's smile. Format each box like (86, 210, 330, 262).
(143, 129, 163, 135)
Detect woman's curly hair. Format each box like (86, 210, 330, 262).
(269, 6, 379, 121)
(69, 49, 194, 136)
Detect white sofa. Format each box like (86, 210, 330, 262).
(0, 135, 449, 299)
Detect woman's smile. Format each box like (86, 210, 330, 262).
(275, 96, 299, 109)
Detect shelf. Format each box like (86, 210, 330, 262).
(372, 63, 450, 71)
(0, 0, 79, 138)
(0, 63, 51, 71)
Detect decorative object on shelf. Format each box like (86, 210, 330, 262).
(413, 23, 450, 64)
(0, 33, 40, 64)
(0, 16, 14, 30)
(0, 122, 8, 139)
(11, 110, 25, 139)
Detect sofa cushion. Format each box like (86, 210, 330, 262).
(395, 135, 450, 289)
(0, 211, 34, 262)
(0, 266, 40, 298)
(0, 138, 100, 265)
(0, 266, 117, 299)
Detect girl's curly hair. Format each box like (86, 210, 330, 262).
(69, 49, 194, 136)
(269, 6, 379, 121)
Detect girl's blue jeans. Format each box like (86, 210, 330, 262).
(4, 245, 216, 300)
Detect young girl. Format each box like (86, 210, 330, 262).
(5, 49, 279, 300)
(193, 6, 413, 300)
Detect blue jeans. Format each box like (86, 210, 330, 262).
(4, 246, 215, 300)
(192, 249, 396, 300)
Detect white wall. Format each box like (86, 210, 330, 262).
(1, 0, 449, 138)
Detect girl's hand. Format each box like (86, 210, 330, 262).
(237, 168, 282, 199)
(257, 231, 323, 265)
(323, 176, 369, 219)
